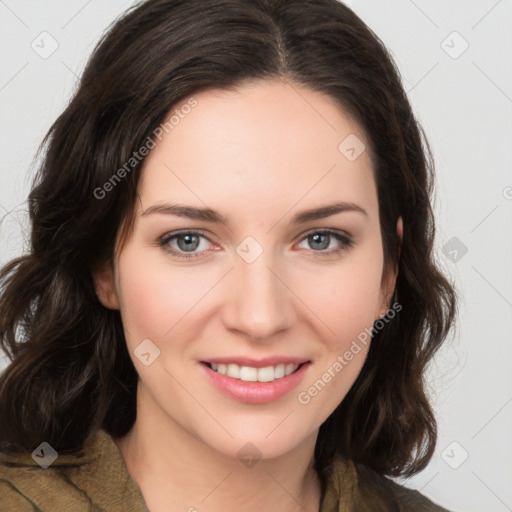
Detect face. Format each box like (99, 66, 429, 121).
(94, 79, 400, 460)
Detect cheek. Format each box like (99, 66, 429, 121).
(293, 258, 383, 345)
(115, 251, 190, 346)
(115, 249, 225, 364)
(295, 265, 379, 413)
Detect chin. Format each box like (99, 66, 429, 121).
(197, 422, 314, 462)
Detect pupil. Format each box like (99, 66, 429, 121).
(178, 234, 199, 251)
(311, 233, 329, 250)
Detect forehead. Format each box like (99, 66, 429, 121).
(136, 79, 377, 223)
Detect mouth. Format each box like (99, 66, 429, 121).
(201, 361, 307, 383)
(199, 359, 311, 404)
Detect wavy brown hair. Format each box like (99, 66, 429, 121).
(0, 0, 457, 490)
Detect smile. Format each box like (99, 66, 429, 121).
(200, 360, 311, 404)
(205, 362, 301, 382)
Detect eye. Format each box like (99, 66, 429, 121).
(158, 229, 354, 260)
(158, 230, 214, 259)
(297, 230, 353, 256)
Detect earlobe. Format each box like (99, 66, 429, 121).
(395, 215, 403, 268)
(397, 215, 403, 242)
(376, 216, 403, 320)
(378, 279, 397, 320)
(92, 262, 120, 310)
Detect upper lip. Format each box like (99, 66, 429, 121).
(201, 356, 310, 368)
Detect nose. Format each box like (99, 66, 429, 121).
(221, 249, 296, 341)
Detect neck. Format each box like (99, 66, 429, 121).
(114, 385, 322, 512)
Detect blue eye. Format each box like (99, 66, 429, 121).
(158, 230, 213, 259)
(158, 229, 353, 260)
(298, 230, 353, 256)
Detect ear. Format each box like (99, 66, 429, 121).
(92, 261, 120, 310)
(376, 216, 403, 320)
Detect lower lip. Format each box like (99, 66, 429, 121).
(199, 362, 311, 404)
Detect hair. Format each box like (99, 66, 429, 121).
(0, 0, 457, 492)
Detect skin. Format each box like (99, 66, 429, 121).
(94, 78, 403, 512)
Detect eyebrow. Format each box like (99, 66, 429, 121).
(141, 201, 368, 225)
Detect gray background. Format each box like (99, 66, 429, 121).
(1, 1, 511, 510)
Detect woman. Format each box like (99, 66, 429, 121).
(0, 0, 457, 510)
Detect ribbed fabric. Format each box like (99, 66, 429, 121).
(0, 429, 450, 511)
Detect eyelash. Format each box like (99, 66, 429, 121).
(157, 229, 354, 260)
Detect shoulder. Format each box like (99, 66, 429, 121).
(353, 461, 451, 511)
(0, 430, 148, 512)
(322, 456, 452, 512)
(0, 445, 91, 511)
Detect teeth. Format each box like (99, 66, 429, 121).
(239, 366, 258, 381)
(257, 366, 274, 382)
(274, 364, 285, 379)
(209, 362, 300, 382)
(226, 364, 240, 378)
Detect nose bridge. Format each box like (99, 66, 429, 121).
(223, 239, 295, 339)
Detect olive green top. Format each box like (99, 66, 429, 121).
(0, 429, 450, 511)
